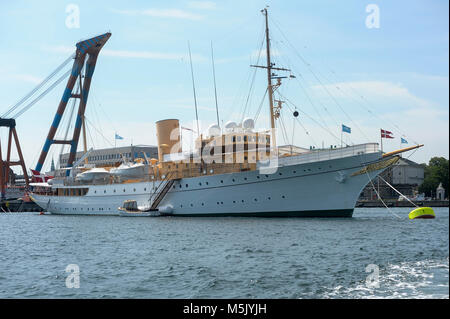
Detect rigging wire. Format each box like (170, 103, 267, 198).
(210, 41, 220, 126)
(2, 52, 74, 118)
(271, 38, 337, 131)
(269, 16, 370, 143)
(84, 116, 114, 147)
(277, 91, 341, 144)
(270, 15, 418, 147)
(254, 87, 268, 123)
(291, 112, 296, 148)
(11, 70, 71, 119)
(326, 69, 420, 145)
(187, 41, 200, 136)
(278, 113, 290, 147)
(85, 117, 96, 151)
(241, 28, 265, 123)
(226, 18, 265, 124)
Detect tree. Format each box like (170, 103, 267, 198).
(419, 157, 449, 198)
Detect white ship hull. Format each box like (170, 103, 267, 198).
(31, 149, 392, 217)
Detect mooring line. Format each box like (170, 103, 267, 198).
(378, 175, 419, 208)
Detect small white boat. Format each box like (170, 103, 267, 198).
(118, 200, 160, 217)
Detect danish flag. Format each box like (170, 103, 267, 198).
(381, 129, 394, 139)
(30, 169, 53, 183)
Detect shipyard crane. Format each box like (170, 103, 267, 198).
(35, 33, 111, 175)
(0, 33, 111, 198)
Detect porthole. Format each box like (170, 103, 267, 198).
(185, 184, 188, 188)
(282, 195, 286, 199)
(244, 177, 247, 180)
(268, 197, 271, 200)
(104, 190, 106, 193)
(199, 182, 202, 186)
(257, 176, 260, 179)
(123, 189, 126, 192)
(220, 180, 223, 183)
(293, 171, 296, 174)
(201, 203, 204, 206)
(232, 179, 235, 182)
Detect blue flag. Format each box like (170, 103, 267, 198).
(115, 133, 124, 140)
(401, 137, 408, 144)
(342, 124, 351, 134)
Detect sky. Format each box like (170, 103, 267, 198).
(0, 0, 448, 173)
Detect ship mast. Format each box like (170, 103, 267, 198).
(263, 8, 276, 153)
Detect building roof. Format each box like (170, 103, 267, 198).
(396, 157, 424, 168)
(59, 145, 157, 158)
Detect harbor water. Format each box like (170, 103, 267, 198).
(0, 207, 448, 298)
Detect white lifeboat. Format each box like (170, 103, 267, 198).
(75, 168, 111, 182)
(110, 162, 146, 178)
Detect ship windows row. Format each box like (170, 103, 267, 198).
(178, 194, 287, 208)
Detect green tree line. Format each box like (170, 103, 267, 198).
(419, 157, 449, 198)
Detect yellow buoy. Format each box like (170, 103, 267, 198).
(409, 207, 435, 219)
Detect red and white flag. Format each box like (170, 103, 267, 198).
(30, 169, 53, 183)
(381, 129, 394, 139)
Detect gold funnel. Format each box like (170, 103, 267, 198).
(155, 119, 182, 162)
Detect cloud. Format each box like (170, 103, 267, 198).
(12, 74, 43, 84)
(187, 1, 217, 10)
(311, 81, 435, 109)
(43, 45, 206, 62)
(111, 8, 203, 20)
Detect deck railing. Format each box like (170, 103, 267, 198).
(274, 143, 379, 167)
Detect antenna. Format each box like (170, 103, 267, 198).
(211, 41, 220, 127)
(188, 41, 200, 137)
